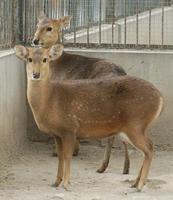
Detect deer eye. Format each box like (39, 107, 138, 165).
(28, 58, 32, 62)
(47, 27, 52, 31)
(43, 58, 47, 63)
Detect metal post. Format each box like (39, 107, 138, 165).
(23, 0, 27, 44)
(12, 0, 17, 46)
(73, 0, 77, 45)
(18, 0, 23, 43)
(111, 0, 115, 46)
(117, 24, 121, 44)
(149, 4, 151, 48)
(136, 0, 139, 47)
(87, 0, 90, 47)
(124, 0, 127, 47)
(99, 0, 102, 45)
(161, 5, 164, 47)
(61, 0, 65, 43)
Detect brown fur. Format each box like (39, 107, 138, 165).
(15, 45, 163, 191)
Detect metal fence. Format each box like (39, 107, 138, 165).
(0, 0, 15, 49)
(0, 0, 173, 50)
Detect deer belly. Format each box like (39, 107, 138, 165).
(77, 120, 119, 139)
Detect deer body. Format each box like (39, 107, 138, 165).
(28, 77, 162, 140)
(15, 44, 163, 192)
(49, 52, 126, 80)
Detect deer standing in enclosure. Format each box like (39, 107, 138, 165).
(32, 14, 130, 174)
(15, 44, 163, 191)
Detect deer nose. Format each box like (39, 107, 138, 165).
(33, 72, 40, 79)
(33, 39, 39, 45)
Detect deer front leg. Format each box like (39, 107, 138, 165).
(62, 134, 76, 190)
(97, 136, 115, 173)
(52, 138, 80, 157)
(53, 136, 64, 187)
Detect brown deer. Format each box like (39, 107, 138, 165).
(32, 14, 130, 174)
(15, 44, 163, 191)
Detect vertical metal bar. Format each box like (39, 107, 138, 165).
(99, 0, 102, 45)
(43, 0, 46, 14)
(52, 0, 55, 18)
(57, 0, 59, 17)
(3, 0, 6, 47)
(136, 0, 139, 46)
(2, 1, 5, 47)
(73, 0, 76, 45)
(161, 5, 164, 47)
(61, 0, 65, 43)
(23, 0, 27, 44)
(55, 0, 58, 18)
(4, 0, 6, 47)
(87, 0, 90, 46)
(6, 0, 9, 47)
(0, 1, 2, 47)
(12, 0, 17, 47)
(29, 1, 31, 41)
(149, 4, 151, 47)
(117, 24, 121, 44)
(7, 0, 10, 47)
(46, 0, 49, 15)
(45, 0, 49, 16)
(32, 0, 34, 39)
(44, 0, 47, 15)
(57, 0, 60, 17)
(50, 0, 52, 18)
(61, 0, 64, 43)
(124, 0, 127, 46)
(111, 0, 115, 46)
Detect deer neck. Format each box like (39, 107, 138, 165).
(27, 78, 53, 114)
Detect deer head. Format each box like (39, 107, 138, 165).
(32, 14, 71, 48)
(15, 44, 64, 80)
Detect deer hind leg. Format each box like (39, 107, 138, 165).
(128, 131, 153, 191)
(62, 134, 76, 190)
(97, 136, 115, 173)
(52, 138, 58, 157)
(122, 141, 130, 174)
(53, 136, 64, 187)
(73, 139, 80, 156)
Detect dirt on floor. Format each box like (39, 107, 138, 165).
(0, 142, 173, 200)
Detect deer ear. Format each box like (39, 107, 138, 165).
(14, 45, 29, 61)
(56, 16, 71, 28)
(49, 44, 64, 61)
(39, 11, 47, 21)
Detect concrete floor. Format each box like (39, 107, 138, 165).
(0, 142, 173, 200)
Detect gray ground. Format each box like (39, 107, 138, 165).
(0, 142, 173, 200)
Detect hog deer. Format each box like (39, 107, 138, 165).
(33, 14, 130, 174)
(15, 44, 163, 191)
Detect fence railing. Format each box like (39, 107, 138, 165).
(0, 0, 15, 49)
(0, 0, 173, 50)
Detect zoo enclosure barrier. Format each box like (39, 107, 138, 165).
(0, 0, 173, 50)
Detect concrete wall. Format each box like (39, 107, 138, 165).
(0, 51, 27, 166)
